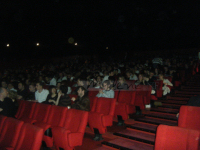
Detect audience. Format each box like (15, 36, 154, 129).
(35, 81, 49, 103)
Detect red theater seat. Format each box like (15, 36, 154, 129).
(178, 106, 200, 131)
(88, 89, 99, 97)
(34, 105, 68, 147)
(15, 100, 25, 119)
(114, 90, 136, 120)
(89, 97, 116, 134)
(155, 80, 163, 98)
(0, 115, 7, 134)
(21, 103, 51, 124)
(18, 101, 36, 121)
(0, 118, 24, 149)
(52, 109, 88, 150)
(15, 123, 43, 150)
(154, 125, 200, 150)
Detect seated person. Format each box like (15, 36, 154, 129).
(25, 83, 36, 100)
(135, 74, 148, 85)
(17, 82, 27, 100)
(158, 74, 173, 96)
(0, 87, 15, 117)
(71, 86, 90, 111)
(96, 80, 114, 98)
(44, 86, 58, 105)
(35, 82, 49, 103)
(8, 82, 17, 92)
(117, 76, 128, 90)
(149, 70, 157, 82)
(54, 85, 71, 107)
(126, 71, 138, 80)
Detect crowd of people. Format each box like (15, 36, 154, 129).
(0, 55, 198, 118)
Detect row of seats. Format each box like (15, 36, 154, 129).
(15, 101, 88, 150)
(0, 115, 43, 150)
(155, 105, 200, 150)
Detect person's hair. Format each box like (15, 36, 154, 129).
(49, 85, 57, 95)
(8, 90, 17, 100)
(29, 82, 36, 87)
(103, 80, 111, 87)
(8, 82, 14, 87)
(59, 85, 68, 95)
(78, 86, 87, 93)
(18, 82, 25, 87)
(61, 80, 69, 86)
(36, 81, 44, 87)
(118, 76, 125, 82)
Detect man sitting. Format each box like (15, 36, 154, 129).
(35, 82, 49, 103)
(96, 80, 114, 98)
(71, 86, 90, 111)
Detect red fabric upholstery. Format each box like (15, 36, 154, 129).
(68, 94, 78, 99)
(52, 109, 88, 150)
(134, 85, 152, 109)
(0, 115, 7, 134)
(18, 101, 36, 121)
(34, 105, 68, 147)
(15, 123, 43, 150)
(114, 91, 136, 120)
(89, 96, 98, 110)
(155, 80, 163, 97)
(114, 90, 119, 101)
(31, 103, 51, 124)
(88, 89, 99, 97)
(0, 118, 24, 149)
(154, 125, 200, 150)
(89, 98, 116, 134)
(178, 106, 200, 131)
(15, 100, 24, 119)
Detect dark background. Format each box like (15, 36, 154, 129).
(0, 1, 200, 60)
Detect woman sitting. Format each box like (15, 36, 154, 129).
(44, 86, 58, 105)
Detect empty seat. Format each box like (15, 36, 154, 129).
(0, 118, 24, 149)
(15, 100, 25, 119)
(22, 103, 51, 124)
(89, 97, 116, 138)
(52, 109, 88, 150)
(34, 105, 68, 147)
(17, 101, 36, 121)
(155, 80, 163, 98)
(178, 106, 200, 131)
(154, 125, 200, 150)
(114, 90, 136, 120)
(15, 123, 43, 150)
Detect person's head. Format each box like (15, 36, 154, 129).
(118, 76, 125, 84)
(97, 76, 102, 83)
(8, 83, 14, 90)
(8, 90, 17, 100)
(59, 72, 63, 78)
(138, 74, 144, 82)
(102, 80, 110, 90)
(1, 80, 7, 88)
(49, 86, 57, 95)
(38, 76, 43, 82)
(29, 83, 36, 92)
(77, 86, 86, 97)
(77, 78, 85, 86)
(159, 74, 164, 80)
(143, 74, 149, 82)
(36, 81, 44, 91)
(59, 85, 68, 95)
(149, 71, 154, 78)
(25, 79, 30, 85)
(109, 70, 114, 76)
(0, 87, 8, 99)
(126, 71, 131, 78)
(18, 82, 25, 91)
(57, 82, 61, 89)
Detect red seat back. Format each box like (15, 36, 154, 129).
(88, 89, 99, 97)
(155, 125, 200, 150)
(15, 123, 43, 150)
(32, 103, 51, 123)
(0, 115, 7, 134)
(118, 90, 135, 105)
(18, 101, 36, 119)
(47, 105, 68, 127)
(63, 109, 88, 133)
(15, 100, 25, 119)
(178, 106, 200, 131)
(155, 80, 163, 90)
(0, 118, 24, 148)
(93, 98, 116, 116)
(89, 96, 98, 110)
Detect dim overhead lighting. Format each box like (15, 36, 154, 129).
(6, 44, 10, 47)
(36, 43, 39, 46)
(106, 47, 108, 49)
(74, 43, 78, 46)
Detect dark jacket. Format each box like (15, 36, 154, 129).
(58, 95, 71, 107)
(71, 95, 90, 111)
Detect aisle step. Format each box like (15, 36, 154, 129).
(135, 116, 177, 126)
(126, 122, 157, 133)
(113, 129, 155, 145)
(166, 96, 190, 101)
(159, 103, 181, 109)
(144, 112, 177, 121)
(102, 138, 154, 150)
(94, 146, 117, 150)
(150, 107, 179, 114)
(158, 100, 188, 105)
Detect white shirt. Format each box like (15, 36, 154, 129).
(50, 78, 57, 86)
(130, 74, 138, 80)
(9, 88, 17, 92)
(96, 89, 114, 98)
(35, 89, 49, 103)
(102, 75, 109, 82)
